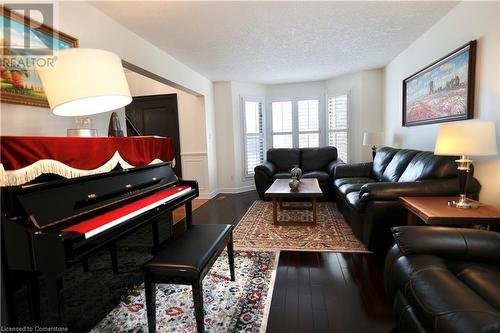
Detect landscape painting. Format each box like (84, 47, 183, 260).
(0, 6, 77, 107)
(403, 41, 476, 126)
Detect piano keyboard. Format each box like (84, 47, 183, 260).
(64, 186, 192, 239)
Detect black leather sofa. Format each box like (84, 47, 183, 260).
(254, 147, 343, 200)
(385, 226, 500, 333)
(334, 147, 481, 252)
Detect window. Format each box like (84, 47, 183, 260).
(242, 99, 265, 177)
(327, 94, 349, 162)
(271, 101, 293, 148)
(298, 99, 320, 148)
(270, 99, 320, 148)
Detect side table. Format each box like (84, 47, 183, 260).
(399, 196, 500, 227)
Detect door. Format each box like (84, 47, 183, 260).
(125, 94, 182, 177)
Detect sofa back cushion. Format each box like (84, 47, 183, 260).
(381, 149, 419, 182)
(301, 147, 338, 172)
(267, 148, 300, 171)
(398, 151, 458, 182)
(372, 147, 398, 180)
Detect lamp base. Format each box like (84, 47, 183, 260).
(448, 194, 480, 209)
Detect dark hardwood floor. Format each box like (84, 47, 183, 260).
(187, 191, 395, 333)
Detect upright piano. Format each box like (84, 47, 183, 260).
(1, 162, 198, 325)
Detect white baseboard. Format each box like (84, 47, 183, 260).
(216, 184, 256, 194)
(197, 184, 256, 200)
(198, 190, 218, 200)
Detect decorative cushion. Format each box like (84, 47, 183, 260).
(301, 147, 338, 172)
(267, 148, 300, 171)
(372, 147, 398, 181)
(381, 150, 419, 182)
(399, 151, 458, 182)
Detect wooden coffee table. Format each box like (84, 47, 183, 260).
(265, 178, 323, 226)
(400, 196, 500, 227)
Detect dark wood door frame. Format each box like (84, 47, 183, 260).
(126, 94, 182, 177)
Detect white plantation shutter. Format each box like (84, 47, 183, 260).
(298, 99, 319, 148)
(271, 101, 293, 148)
(328, 95, 349, 162)
(243, 100, 264, 176)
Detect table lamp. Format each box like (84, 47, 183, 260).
(38, 48, 132, 136)
(434, 120, 498, 209)
(363, 132, 384, 159)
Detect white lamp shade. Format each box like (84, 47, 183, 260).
(434, 120, 498, 156)
(37, 48, 132, 116)
(363, 132, 384, 146)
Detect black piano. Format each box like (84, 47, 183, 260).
(1, 162, 198, 326)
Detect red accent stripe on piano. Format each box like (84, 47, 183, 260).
(64, 185, 191, 235)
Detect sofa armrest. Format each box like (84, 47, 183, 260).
(334, 162, 373, 179)
(327, 159, 344, 178)
(391, 226, 500, 264)
(254, 160, 277, 177)
(359, 178, 480, 201)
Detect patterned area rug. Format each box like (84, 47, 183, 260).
(234, 200, 369, 253)
(92, 250, 279, 333)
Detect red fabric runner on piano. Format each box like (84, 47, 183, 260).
(64, 185, 190, 235)
(0, 136, 175, 170)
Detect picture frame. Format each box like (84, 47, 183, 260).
(402, 41, 476, 127)
(0, 6, 78, 107)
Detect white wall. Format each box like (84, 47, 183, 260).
(0, 1, 218, 194)
(124, 70, 211, 198)
(213, 81, 266, 192)
(326, 70, 385, 162)
(384, 2, 500, 206)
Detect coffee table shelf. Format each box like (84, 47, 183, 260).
(265, 178, 323, 226)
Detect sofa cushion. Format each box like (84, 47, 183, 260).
(449, 261, 500, 312)
(274, 171, 291, 179)
(398, 151, 458, 182)
(338, 183, 365, 196)
(381, 149, 419, 182)
(301, 147, 338, 172)
(372, 147, 398, 180)
(302, 170, 330, 182)
(403, 260, 500, 333)
(334, 177, 377, 188)
(267, 148, 300, 171)
(345, 191, 366, 211)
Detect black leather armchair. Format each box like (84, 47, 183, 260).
(254, 147, 343, 200)
(385, 226, 500, 333)
(333, 147, 481, 252)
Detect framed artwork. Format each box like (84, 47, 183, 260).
(402, 41, 476, 127)
(0, 6, 78, 107)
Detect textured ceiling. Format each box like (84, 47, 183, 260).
(91, 1, 457, 84)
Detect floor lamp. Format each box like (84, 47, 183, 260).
(434, 120, 498, 209)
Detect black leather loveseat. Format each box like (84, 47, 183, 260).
(334, 147, 481, 251)
(385, 226, 500, 333)
(254, 147, 343, 200)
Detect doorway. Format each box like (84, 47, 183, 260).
(125, 94, 182, 176)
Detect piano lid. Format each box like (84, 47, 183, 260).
(14, 163, 178, 230)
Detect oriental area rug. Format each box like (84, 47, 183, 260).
(92, 250, 279, 333)
(233, 200, 369, 253)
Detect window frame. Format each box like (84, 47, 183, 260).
(326, 91, 351, 162)
(267, 96, 324, 149)
(241, 96, 266, 179)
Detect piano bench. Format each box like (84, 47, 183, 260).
(143, 224, 235, 333)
